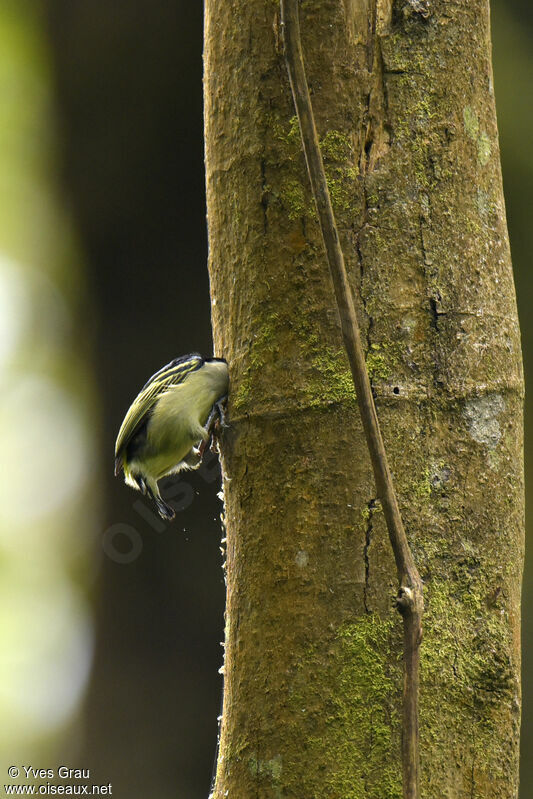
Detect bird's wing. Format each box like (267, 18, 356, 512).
(114, 354, 204, 463)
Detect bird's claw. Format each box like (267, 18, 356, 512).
(215, 397, 229, 429)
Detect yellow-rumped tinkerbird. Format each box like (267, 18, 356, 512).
(114, 353, 229, 520)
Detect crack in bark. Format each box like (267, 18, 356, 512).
(367, 0, 378, 72)
(356, 37, 389, 373)
(361, 36, 390, 174)
(260, 157, 268, 234)
(452, 649, 459, 680)
(354, 177, 374, 358)
(419, 202, 449, 392)
(428, 294, 447, 335)
(363, 498, 378, 614)
(355, 233, 371, 344)
(355, 228, 378, 402)
(419, 211, 429, 268)
(428, 296, 440, 331)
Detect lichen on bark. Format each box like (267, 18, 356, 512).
(204, 0, 523, 796)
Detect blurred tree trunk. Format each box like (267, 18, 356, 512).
(204, 0, 523, 796)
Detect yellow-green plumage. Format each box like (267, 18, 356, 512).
(114, 354, 228, 519)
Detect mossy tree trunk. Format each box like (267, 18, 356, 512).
(204, 0, 524, 797)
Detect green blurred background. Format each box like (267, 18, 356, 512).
(0, 1, 529, 796)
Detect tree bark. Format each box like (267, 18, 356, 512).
(204, 0, 524, 797)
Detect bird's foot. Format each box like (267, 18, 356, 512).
(155, 497, 176, 521)
(146, 483, 175, 520)
(215, 396, 228, 429)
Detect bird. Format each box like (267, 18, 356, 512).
(114, 353, 229, 520)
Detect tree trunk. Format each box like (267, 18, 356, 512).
(204, 0, 523, 797)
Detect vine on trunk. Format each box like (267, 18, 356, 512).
(280, 2, 424, 797)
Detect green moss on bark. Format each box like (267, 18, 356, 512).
(285, 616, 402, 798)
